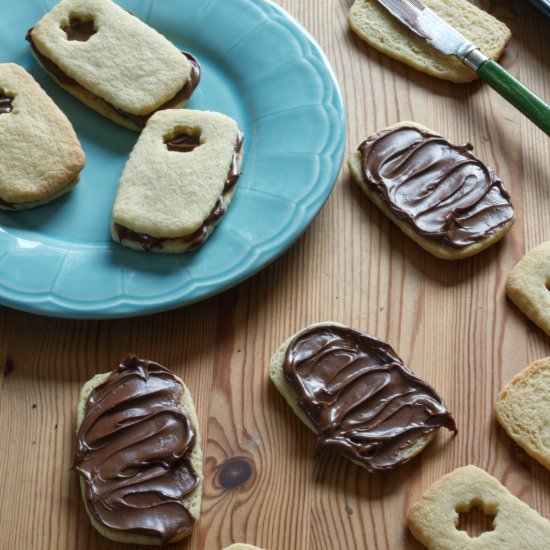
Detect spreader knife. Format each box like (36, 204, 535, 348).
(377, 0, 550, 135)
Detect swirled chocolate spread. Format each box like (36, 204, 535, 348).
(26, 29, 200, 128)
(358, 126, 513, 247)
(73, 354, 199, 543)
(283, 324, 457, 471)
(114, 131, 244, 251)
(0, 92, 13, 114)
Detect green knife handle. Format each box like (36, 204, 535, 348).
(477, 59, 550, 136)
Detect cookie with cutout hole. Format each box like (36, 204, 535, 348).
(27, 0, 200, 131)
(0, 63, 85, 210)
(407, 465, 550, 549)
(111, 109, 244, 253)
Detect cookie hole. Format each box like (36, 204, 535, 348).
(0, 88, 15, 115)
(62, 15, 97, 42)
(164, 127, 202, 152)
(456, 502, 496, 538)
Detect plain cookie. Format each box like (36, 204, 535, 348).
(269, 322, 456, 472)
(506, 240, 550, 336)
(348, 121, 515, 260)
(0, 63, 85, 210)
(407, 465, 550, 549)
(28, 0, 200, 130)
(111, 109, 243, 253)
(73, 354, 203, 545)
(348, 0, 511, 83)
(495, 357, 550, 470)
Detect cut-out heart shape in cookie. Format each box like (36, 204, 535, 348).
(277, 323, 457, 471)
(506, 240, 550, 336)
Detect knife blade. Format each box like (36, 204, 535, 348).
(377, 0, 550, 135)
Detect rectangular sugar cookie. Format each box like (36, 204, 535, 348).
(111, 109, 243, 253)
(28, 0, 200, 130)
(0, 63, 85, 210)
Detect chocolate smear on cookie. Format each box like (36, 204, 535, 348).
(73, 354, 199, 543)
(358, 126, 513, 248)
(283, 324, 457, 471)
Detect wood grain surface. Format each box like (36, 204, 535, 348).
(1, 1, 549, 549)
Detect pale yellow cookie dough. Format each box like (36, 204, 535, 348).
(30, 0, 193, 119)
(506, 240, 550, 336)
(407, 465, 550, 549)
(111, 109, 243, 253)
(495, 358, 550, 470)
(0, 63, 85, 209)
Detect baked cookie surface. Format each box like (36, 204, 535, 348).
(506, 240, 550, 336)
(28, 0, 200, 129)
(407, 465, 550, 549)
(349, 121, 514, 259)
(348, 0, 511, 83)
(269, 322, 457, 472)
(74, 354, 203, 545)
(111, 109, 244, 253)
(495, 358, 550, 470)
(0, 63, 85, 209)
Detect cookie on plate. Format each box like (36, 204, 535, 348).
(269, 322, 457, 472)
(27, 0, 200, 130)
(348, 121, 515, 260)
(73, 354, 203, 545)
(111, 109, 244, 253)
(407, 465, 550, 549)
(348, 0, 511, 83)
(505, 240, 550, 336)
(0, 63, 85, 210)
(494, 357, 550, 470)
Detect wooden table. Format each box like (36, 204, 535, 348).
(1, 1, 549, 548)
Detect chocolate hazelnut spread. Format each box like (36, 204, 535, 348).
(0, 93, 13, 114)
(358, 126, 514, 248)
(166, 133, 201, 152)
(73, 354, 199, 543)
(283, 324, 457, 471)
(26, 30, 200, 127)
(64, 18, 96, 41)
(115, 131, 244, 251)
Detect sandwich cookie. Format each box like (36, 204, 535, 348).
(0, 63, 85, 210)
(27, 0, 200, 130)
(111, 109, 244, 253)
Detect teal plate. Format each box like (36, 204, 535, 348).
(0, 0, 345, 319)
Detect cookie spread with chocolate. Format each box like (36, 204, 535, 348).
(73, 354, 203, 544)
(349, 122, 514, 259)
(273, 323, 457, 471)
